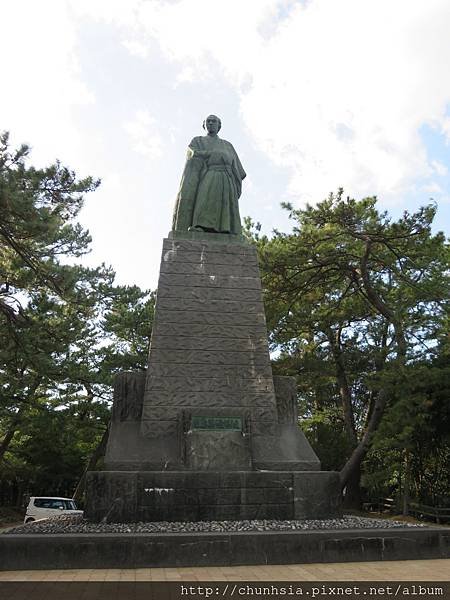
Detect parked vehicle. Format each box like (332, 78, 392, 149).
(24, 497, 83, 523)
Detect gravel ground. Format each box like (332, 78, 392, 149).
(4, 514, 425, 535)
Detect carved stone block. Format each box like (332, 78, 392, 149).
(157, 273, 262, 289)
(293, 472, 342, 519)
(273, 375, 298, 424)
(111, 371, 145, 423)
(161, 249, 258, 267)
(155, 309, 266, 327)
(147, 362, 273, 379)
(251, 406, 279, 421)
(140, 420, 179, 438)
(143, 391, 275, 408)
(150, 334, 269, 352)
(160, 261, 260, 278)
(149, 349, 270, 367)
(156, 297, 264, 314)
(141, 406, 179, 421)
(157, 285, 263, 302)
(145, 376, 275, 393)
(162, 237, 257, 256)
(85, 472, 137, 522)
(186, 432, 251, 470)
(152, 323, 268, 339)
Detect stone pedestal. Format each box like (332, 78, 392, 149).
(85, 470, 341, 522)
(86, 234, 341, 522)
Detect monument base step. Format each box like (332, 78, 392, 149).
(85, 470, 341, 523)
(1, 528, 448, 570)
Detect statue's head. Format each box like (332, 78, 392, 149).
(203, 114, 221, 134)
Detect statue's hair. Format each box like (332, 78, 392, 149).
(203, 115, 221, 132)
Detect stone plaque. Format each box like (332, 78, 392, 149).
(191, 416, 242, 431)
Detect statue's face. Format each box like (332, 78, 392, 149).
(205, 115, 220, 135)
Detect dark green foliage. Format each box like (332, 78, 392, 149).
(100, 285, 155, 374)
(0, 133, 154, 501)
(365, 346, 450, 506)
(254, 190, 449, 507)
(0, 131, 100, 321)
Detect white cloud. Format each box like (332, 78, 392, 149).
(17, 0, 447, 207)
(238, 0, 450, 203)
(69, 0, 141, 27)
(121, 39, 149, 58)
(441, 117, 450, 145)
(111, 0, 450, 205)
(0, 1, 95, 166)
(123, 110, 164, 159)
(135, 0, 276, 87)
(422, 182, 443, 195)
(3, 0, 450, 291)
(431, 160, 448, 177)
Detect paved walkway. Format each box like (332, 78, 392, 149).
(0, 559, 448, 581)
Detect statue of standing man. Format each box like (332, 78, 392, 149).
(172, 115, 246, 235)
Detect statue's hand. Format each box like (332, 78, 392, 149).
(191, 149, 209, 160)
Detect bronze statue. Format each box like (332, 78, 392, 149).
(172, 115, 246, 235)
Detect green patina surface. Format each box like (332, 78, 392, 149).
(172, 115, 246, 236)
(191, 416, 242, 431)
(168, 230, 246, 245)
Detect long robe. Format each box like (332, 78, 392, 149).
(172, 135, 246, 235)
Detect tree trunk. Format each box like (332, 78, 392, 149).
(72, 424, 110, 503)
(340, 388, 387, 490)
(327, 326, 357, 445)
(0, 427, 17, 463)
(342, 462, 362, 509)
(402, 449, 411, 516)
(359, 240, 407, 363)
(340, 241, 408, 494)
(0, 378, 42, 464)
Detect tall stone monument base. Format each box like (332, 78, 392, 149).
(85, 470, 341, 522)
(86, 235, 342, 522)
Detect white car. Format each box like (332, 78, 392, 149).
(24, 496, 83, 523)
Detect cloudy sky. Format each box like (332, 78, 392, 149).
(2, 0, 450, 290)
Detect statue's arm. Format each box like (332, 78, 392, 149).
(172, 139, 205, 232)
(189, 148, 209, 159)
(226, 142, 246, 198)
(229, 143, 246, 180)
(188, 138, 210, 161)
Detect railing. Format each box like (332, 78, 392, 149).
(362, 497, 396, 513)
(408, 502, 450, 524)
(363, 497, 450, 524)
